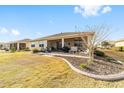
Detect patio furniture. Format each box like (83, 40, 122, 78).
(84, 49, 89, 54)
(79, 49, 89, 55)
(69, 46, 78, 53)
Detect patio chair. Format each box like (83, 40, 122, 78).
(84, 49, 89, 54)
(80, 49, 89, 55)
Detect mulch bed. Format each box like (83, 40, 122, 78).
(57, 56, 124, 75)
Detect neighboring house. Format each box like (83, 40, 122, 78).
(3, 39, 31, 51)
(0, 42, 4, 49)
(30, 32, 94, 51)
(98, 41, 115, 49)
(115, 39, 124, 47)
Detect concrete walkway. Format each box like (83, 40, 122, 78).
(39, 52, 124, 81)
(38, 52, 89, 58)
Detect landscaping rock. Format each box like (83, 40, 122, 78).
(58, 56, 124, 75)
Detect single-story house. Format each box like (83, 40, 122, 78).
(0, 42, 4, 49)
(115, 39, 124, 47)
(3, 39, 31, 51)
(30, 32, 94, 51)
(98, 41, 115, 49)
(1, 32, 94, 51)
(115, 39, 124, 51)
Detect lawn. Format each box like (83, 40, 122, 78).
(103, 49, 124, 62)
(0, 52, 124, 88)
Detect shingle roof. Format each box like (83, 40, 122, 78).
(17, 39, 31, 42)
(32, 32, 94, 41)
(8, 39, 31, 43)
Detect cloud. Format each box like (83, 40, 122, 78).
(0, 27, 20, 36)
(102, 6, 112, 14)
(0, 27, 9, 34)
(11, 29, 20, 36)
(74, 5, 112, 17)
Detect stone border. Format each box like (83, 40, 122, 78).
(40, 53, 124, 81)
(60, 57, 124, 81)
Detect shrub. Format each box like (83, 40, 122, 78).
(94, 50, 105, 57)
(79, 63, 87, 68)
(10, 47, 16, 53)
(32, 49, 39, 53)
(118, 46, 124, 52)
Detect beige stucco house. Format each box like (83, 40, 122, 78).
(115, 39, 124, 47)
(3, 39, 31, 51)
(0, 42, 4, 49)
(1, 32, 94, 51)
(30, 32, 94, 51)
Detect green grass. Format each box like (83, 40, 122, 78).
(0, 52, 124, 88)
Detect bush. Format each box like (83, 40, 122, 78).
(10, 47, 16, 53)
(118, 46, 124, 52)
(32, 49, 39, 53)
(94, 50, 105, 57)
(79, 63, 87, 68)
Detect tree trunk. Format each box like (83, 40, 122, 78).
(88, 48, 94, 64)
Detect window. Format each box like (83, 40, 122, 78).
(31, 44, 35, 47)
(39, 44, 44, 47)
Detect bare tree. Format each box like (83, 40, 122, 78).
(79, 24, 110, 63)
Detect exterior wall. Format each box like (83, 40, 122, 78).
(19, 43, 26, 50)
(65, 37, 88, 50)
(10, 43, 17, 50)
(29, 35, 90, 51)
(3, 43, 10, 50)
(23, 42, 32, 50)
(64, 38, 74, 48)
(47, 39, 76, 50)
(115, 41, 124, 47)
(64, 37, 87, 48)
(0, 44, 3, 49)
(47, 37, 88, 50)
(2, 41, 31, 51)
(26, 42, 31, 49)
(47, 40, 61, 49)
(30, 40, 47, 50)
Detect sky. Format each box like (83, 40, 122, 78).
(0, 5, 124, 42)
